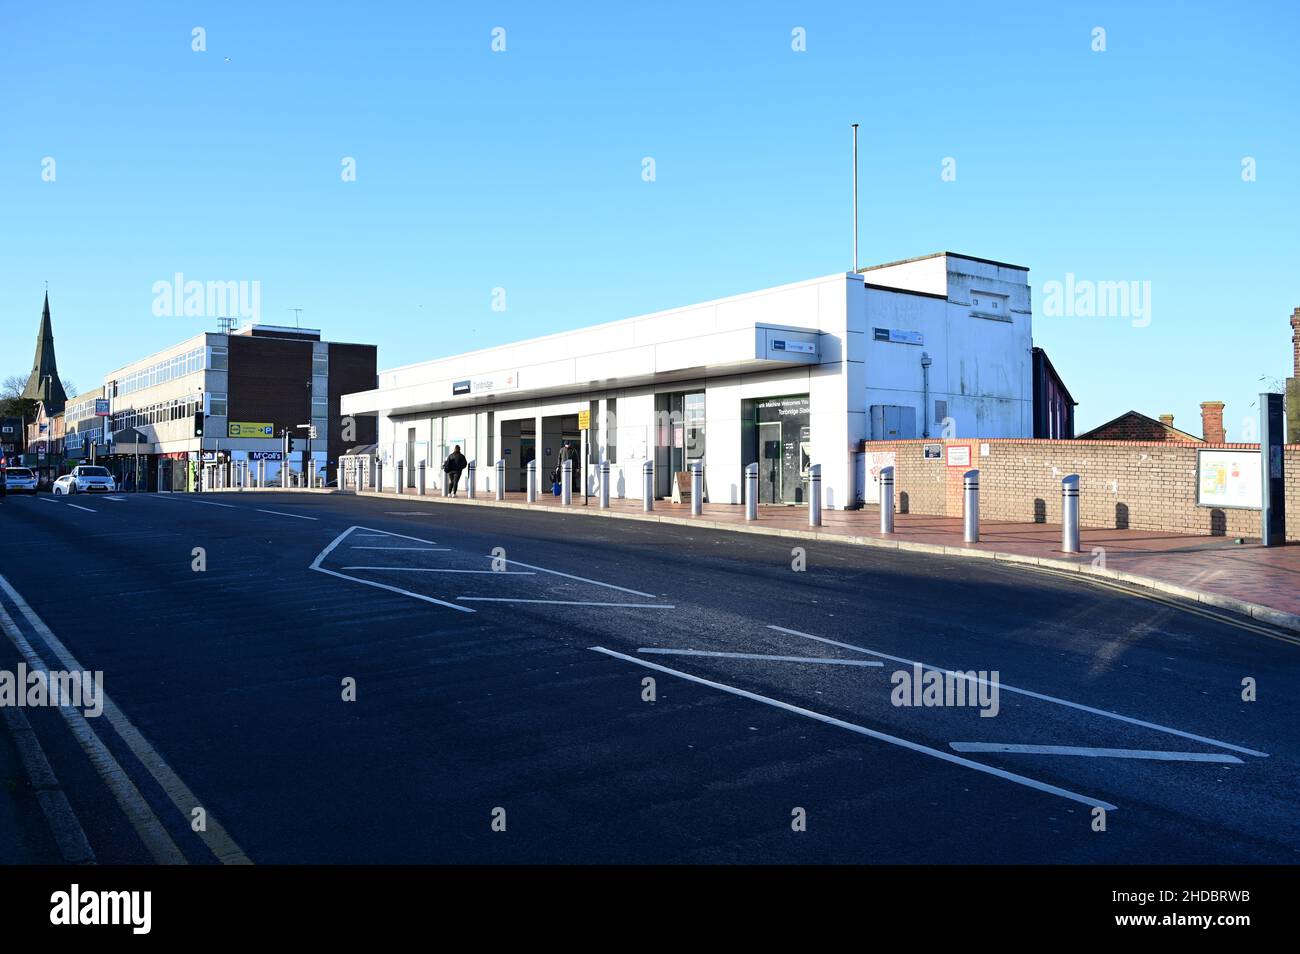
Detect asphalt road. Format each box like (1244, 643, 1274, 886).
(0, 488, 1297, 864)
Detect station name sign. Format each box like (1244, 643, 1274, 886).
(452, 372, 519, 397)
(873, 327, 924, 346)
(771, 339, 816, 354)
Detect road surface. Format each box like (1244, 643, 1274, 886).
(0, 489, 1296, 864)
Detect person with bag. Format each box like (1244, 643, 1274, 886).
(443, 445, 468, 496)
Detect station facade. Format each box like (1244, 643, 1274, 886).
(342, 252, 1047, 508)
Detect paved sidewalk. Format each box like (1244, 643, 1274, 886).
(235, 484, 1300, 633)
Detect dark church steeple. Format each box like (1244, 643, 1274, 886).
(20, 291, 68, 413)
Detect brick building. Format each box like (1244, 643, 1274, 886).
(102, 322, 377, 491)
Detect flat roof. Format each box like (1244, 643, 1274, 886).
(860, 250, 1030, 273)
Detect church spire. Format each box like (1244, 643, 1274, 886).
(20, 290, 68, 413)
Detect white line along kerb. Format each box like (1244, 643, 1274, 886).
(0, 575, 252, 864)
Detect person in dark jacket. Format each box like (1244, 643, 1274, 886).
(443, 445, 468, 496)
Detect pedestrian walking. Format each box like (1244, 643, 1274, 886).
(443, 445, 468, 496)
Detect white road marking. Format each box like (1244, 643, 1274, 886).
(349, 546, 448, 551)
(637, 648, 885, 667)
(463, 598, 673, 608)
(343, 566, 530, 574)
(948, 742, 1242, 763)
(0, 599, 185, 863)
(384, 511, 434, 515)
(103, 496, 127, 501)
(484, 556, 656, 598)
(768, 625, 1269, 759)
(189, 500, 238, 509)
(0, 575, 253, 864)
(67, 504, 97, 513)
(37, 497, 59, 504)
(591, 646, 1118, 811)
(255, 509, 318, 520)
(309, 527, 475, 614)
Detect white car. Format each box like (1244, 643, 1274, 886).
(53, 465, 117, 495)
(3, 467, 39, 493)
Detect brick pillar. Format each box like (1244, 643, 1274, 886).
(1200, 401, 1226, 444)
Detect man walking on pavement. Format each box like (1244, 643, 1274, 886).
(443, 444, 468, 496)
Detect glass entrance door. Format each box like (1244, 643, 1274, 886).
(758, 421, 782, 503)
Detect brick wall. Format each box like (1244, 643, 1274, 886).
(862, 438, 1300, 542)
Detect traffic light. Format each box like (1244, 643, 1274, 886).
(194, 412, 205, 437)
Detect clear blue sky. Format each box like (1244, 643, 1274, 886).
(2, 1, 1296, 437)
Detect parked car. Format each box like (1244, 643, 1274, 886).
(53, 465, 117, 495)
(3, 467, 39, 493)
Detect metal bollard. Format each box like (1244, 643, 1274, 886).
(599, 461, 610, 508)
(467, 460, 476, 499)
(396, 461, 404, 494)
(809, 463, 822, 527)
(376, 460, 384, 494)
(257, 459, 265, 489)
(417, 460, 426, 496)
(562, 460, 572, 505)
(495, 460, 505, 501)
(745, 462, 758, 520)
(1061, 474, 1081, 553)
(642, 460, 654, 512)
(880, 465, 895, 534)
(963, 469, 980, 543)
(691, 462, 703, 517)
(526, 460, 536, 502)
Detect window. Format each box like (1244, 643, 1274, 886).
(208, 392, 228, 417)
(209, 346, 229, 371)
(311, 395, 328, 418)
(312, 353, 329, 377)
(685, 392, 706, 460)
(934, 399, 948, 424)
(605, 399, 617, 464)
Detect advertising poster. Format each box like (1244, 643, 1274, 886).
(1197, 450, 1261, 509)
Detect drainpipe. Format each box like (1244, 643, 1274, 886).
(920, 351, 932, 438)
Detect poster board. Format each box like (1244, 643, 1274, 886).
(1197, 449, 1261, 509)
(670, 470, 706, 504)
(863, 451, 896, 501)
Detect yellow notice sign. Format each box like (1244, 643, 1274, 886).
(577, 410, 591, 430)
(228, 422, 275, 439)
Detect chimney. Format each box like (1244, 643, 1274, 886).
(1200, 401, 1226, 444)
(1291, 307, 1300, 379)
(1158, 413, 1174, 428)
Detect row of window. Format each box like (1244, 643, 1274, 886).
(111, 391, 204, 432)
(115, 346, 227, 398)
(65, 395, 103, 423)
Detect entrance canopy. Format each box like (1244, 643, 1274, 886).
(111, 427, 151, 455)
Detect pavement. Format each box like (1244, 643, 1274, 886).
(0, 488, 1297, 864)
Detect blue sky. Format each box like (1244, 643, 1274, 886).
(2, 1, 1296, 437)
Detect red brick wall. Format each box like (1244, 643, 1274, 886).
(862, 438, 1300, 542)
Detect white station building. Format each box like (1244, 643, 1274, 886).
(341, 252, 1039, 508)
